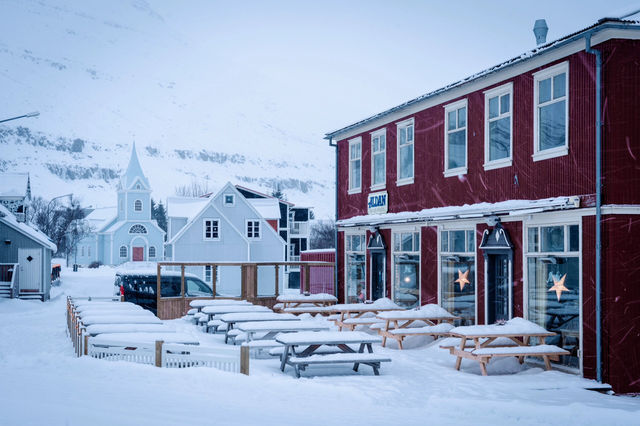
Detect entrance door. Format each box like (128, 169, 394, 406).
(487, 254, 510, 323)
(18, 248, 42, 292)
(371, 252, 385, 300)
(132, 247, 144, 262)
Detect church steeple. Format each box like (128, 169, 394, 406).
(120, 142, 150, 190)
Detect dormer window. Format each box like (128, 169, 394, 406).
(136, 184, 141, 189)
(134, 200, 142, 212)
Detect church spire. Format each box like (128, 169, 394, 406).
(121, 142, 150, 190)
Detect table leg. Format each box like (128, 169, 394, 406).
(381, 320, 390, 347)
(280, 345, 291, 372)
(455, 337, 466, 370)
(543, 355, 552, 370)
(479, 360, 488, 376)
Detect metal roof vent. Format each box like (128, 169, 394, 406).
(533, 19, 549, 45)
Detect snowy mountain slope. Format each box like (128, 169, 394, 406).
(0, 0, 334, 217)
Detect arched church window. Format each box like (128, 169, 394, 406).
(149, 246, 156, 258)
(129, 224, 147, 234)
(134, 200, 142, 211)
(119, 246, 128, 258)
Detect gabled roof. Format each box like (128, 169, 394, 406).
(235, 184, 294, 206)
(0, 205, 56, 251)
(166, 196, 211, 221)
(119, 143, 150, 190)
(0, 173, 29, 198)
(247, 198, 281, 220)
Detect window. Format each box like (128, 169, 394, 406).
(129, 224, 147, 234)
(348, 137, 362, 193)
(81, 246, 85, 256)
(370, 129, 386, 189)
(87, 246, 91, 257)
(247, 220, 260, 239)
(134, 200, 142, 212)
(148, 246, 156, 258)
(224, 194, 235, 206)
(484, 83, 513, 169)
(393, 231, 420, 308)
(119, 246, 128, 258)
(444, 100, 467, 176)
(204, 265, 213, 283)
(533, 62, 569, 161)
(203, 219, 219, 240)
(440, 229, 476, 325)
(345, 234, 366, 303)
(185, 278, 212, 297)
(396, 118, 414, 184)
(136, 183, 141, 189)
(526, 223, 580, 368)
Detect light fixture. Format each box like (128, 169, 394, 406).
(4, 240, 10, 245)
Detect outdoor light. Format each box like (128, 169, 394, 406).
(4, 240, 10, 245)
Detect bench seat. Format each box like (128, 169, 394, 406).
(439, 336, 518, 350)
(268, 345, 347, 357)
(472, 344, 569, 356)
(287, 353, 391, 377)
(388, 323, 453, 335)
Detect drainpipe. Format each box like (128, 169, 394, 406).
(585, 33, 602, 383)
(329, 137, 339, 298)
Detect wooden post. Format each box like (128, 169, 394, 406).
(304, 264, 310, 293)
(240, 345, 250, 375)
(83, 334, 89, 356)
(156, 263, 162, 312)
(155, 340, 164, 367)
(275, 265, 279, 297)
(211, 264, 217, 298)
(180, 265, 185, 298)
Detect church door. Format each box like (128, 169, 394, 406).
(132, 247, 144, 262)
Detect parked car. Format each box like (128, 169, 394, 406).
(114, 271, 215, 314)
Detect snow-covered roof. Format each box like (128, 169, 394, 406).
(0, 172, 29, 198)
(235, 185, 294, 206)
(0, 205, 56, 251)
(85, 207, 117, 229)
(337, 196, 581, 227)
(325, 18, 640, 140)
(247, 198, 281, 220)
(166, 196, 210, 221)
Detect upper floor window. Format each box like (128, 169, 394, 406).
(396, 118, 414, 185)
(119, 245, 128, 258)
(484, 83, 513, 169)
(444, 100, 467, 176)
(370, 129, 386, 189)
(348, 137, 362, 193)
(224, 194, 235, 206)
(203, 219, 219, 240)
(134, 199, 142, 212)
(129, 224, 147, 234)
(148, 246, 156, 258)
(247, 220, 260, 239)
(533, 62, 569, 161)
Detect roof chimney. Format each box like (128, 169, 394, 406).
(533, 19, 548, 46)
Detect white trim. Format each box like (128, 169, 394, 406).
(533, 61, 569, 161)
(390, 229, 421, 307)
(202, 218, 221, 241)
(343, 231, 367, 302)
(119, 245, 128, 259)
(223, 194, 235, 206)
(483, 82, 514, 170)
(443, 99, 468, 177)
(370, 128, 387, 191)
(601, 204, 640, 215)
(348, 137, 362, 194)
(395, 118, 415, 185)
(245, 219, 261, 240)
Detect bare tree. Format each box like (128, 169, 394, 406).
(310, 219, 336, 249)
(175, 179, 211, 197)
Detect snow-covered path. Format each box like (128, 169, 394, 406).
(0, 267, 638, 426)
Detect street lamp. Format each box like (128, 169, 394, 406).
(0, 111, 40, 124)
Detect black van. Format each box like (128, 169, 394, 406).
(114, 271, 214, 314)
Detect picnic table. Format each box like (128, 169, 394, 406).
(237, 320, 331, 343)
(189, 299, 252, 312)
(443, 317, 569, 375)
(219, 312, 299, 343)
(85, 323, 174, 336)
(276, 331, 390, 378)
(274, 293, 338, 314)
(80, 315, 164, 326)
(376, 304, 459, 349)
(90, 332, 199, 346)
(332, 298, 402, 331)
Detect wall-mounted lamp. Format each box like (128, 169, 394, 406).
(4, 240, 10, 245)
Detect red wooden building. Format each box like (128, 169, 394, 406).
(325, 18, 640, 393)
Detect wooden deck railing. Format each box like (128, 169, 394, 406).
(155, 261, 335, 319)
(0, 263, 19, 298)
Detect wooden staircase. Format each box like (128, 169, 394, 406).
(0, 283, 12, 299)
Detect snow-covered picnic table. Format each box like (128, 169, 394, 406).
(189, 299, 252, 312)
(201, 304, 271, 318)
(89, 332, 199, 346)
(80, 315, 164, 326)
(77, 308, 154, 319)
(332, 298, 402, 331)
(275, 331, 390, 378)
(74, 303, 143, 313)
(375, 304, 459, 349)
(85, 323, 174, 336)
(274, 293, 338, 313)
(219, 312, 299, 343)
(237, 320, 331, 343)
(444, 317, 568, 375)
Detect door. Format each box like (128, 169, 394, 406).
(487, 254, 510, 323)
(18, 248, 42, 292)
(371, 251, 385, 300)
(132, 247, 144, 262)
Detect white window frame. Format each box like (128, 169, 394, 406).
(344, 231, 367, 302)
(246, 220, 261, 239)
(370, 128, 386, 191)
(134, 199, 142, 212)
(396, 118, 414, 186)
(348, 137, 362, 194)
(148, 246, 156, 258)
(391, 227, 421, 307)
(223, 194, 235, 206)
(204, 265, 213, 283)
(444, 99, 468, 177)
(119, 245, 128, 258)
(484, 83, 513, 170)
(203, 218, 220, 240)
(533, 61, 569, 161)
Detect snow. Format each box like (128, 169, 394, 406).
(0, 204, 57, 250)
(80, 315, 163, 325)
(276, 331, 382, 345)
(473, 345, 569, 356)
(377, 304, 456, 319)
(201, 305, 272, 315)
(189, 299, 251, 308)
(247, 198, 282, 220)
(90, 332, 199, 346)
(166, 196, 211, 221)
(389, 323, 454, 335)
(0, 266, 638, 425)
(237, 320, 330, 332)
(334, 298, 402, 311)
(0, 172, 28, 197)
(219, 312, 298, 322)
(85, 324, 174, 336)
(276, 293, 338, 302)
(451, 317, 551, 337)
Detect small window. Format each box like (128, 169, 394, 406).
(444, 100, 467, 176)
(134, 200, 142, 212)
(533, 62, 569, 161)
(370, 129, 386, 189)
(129, 224, 147, 234)
(224, 194, 235, 206)
(204, 265, 212, 283)
(396, 119, 414, 185)
(136, 184, 141, 189)
(247, 220, 260, 239)
(149, 246, 156, 258)
(348, 137, 362, 193)
(119, 246, 128, 258)
(484, 83, 513, 169)
(87, 246, 91, 257)
(81, 246, 85, 256)
(203, 219, 219, 240)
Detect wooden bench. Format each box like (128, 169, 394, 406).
(288, 353, 392, 378)
(382, 323, 454, 349)
(281, 306, 335, 316)
(469, 345, 570, 373)
(340, 317, 385, 331)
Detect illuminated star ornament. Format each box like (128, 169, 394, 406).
(548, 273, 569, 301)
(455, 269, 470, 291)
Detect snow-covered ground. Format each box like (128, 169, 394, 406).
(0, 267, 638, 426)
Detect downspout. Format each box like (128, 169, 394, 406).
(585, 33, 602, 383)
(329, 137, 339, 298)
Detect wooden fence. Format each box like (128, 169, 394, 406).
(155, 261, 335, 320)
